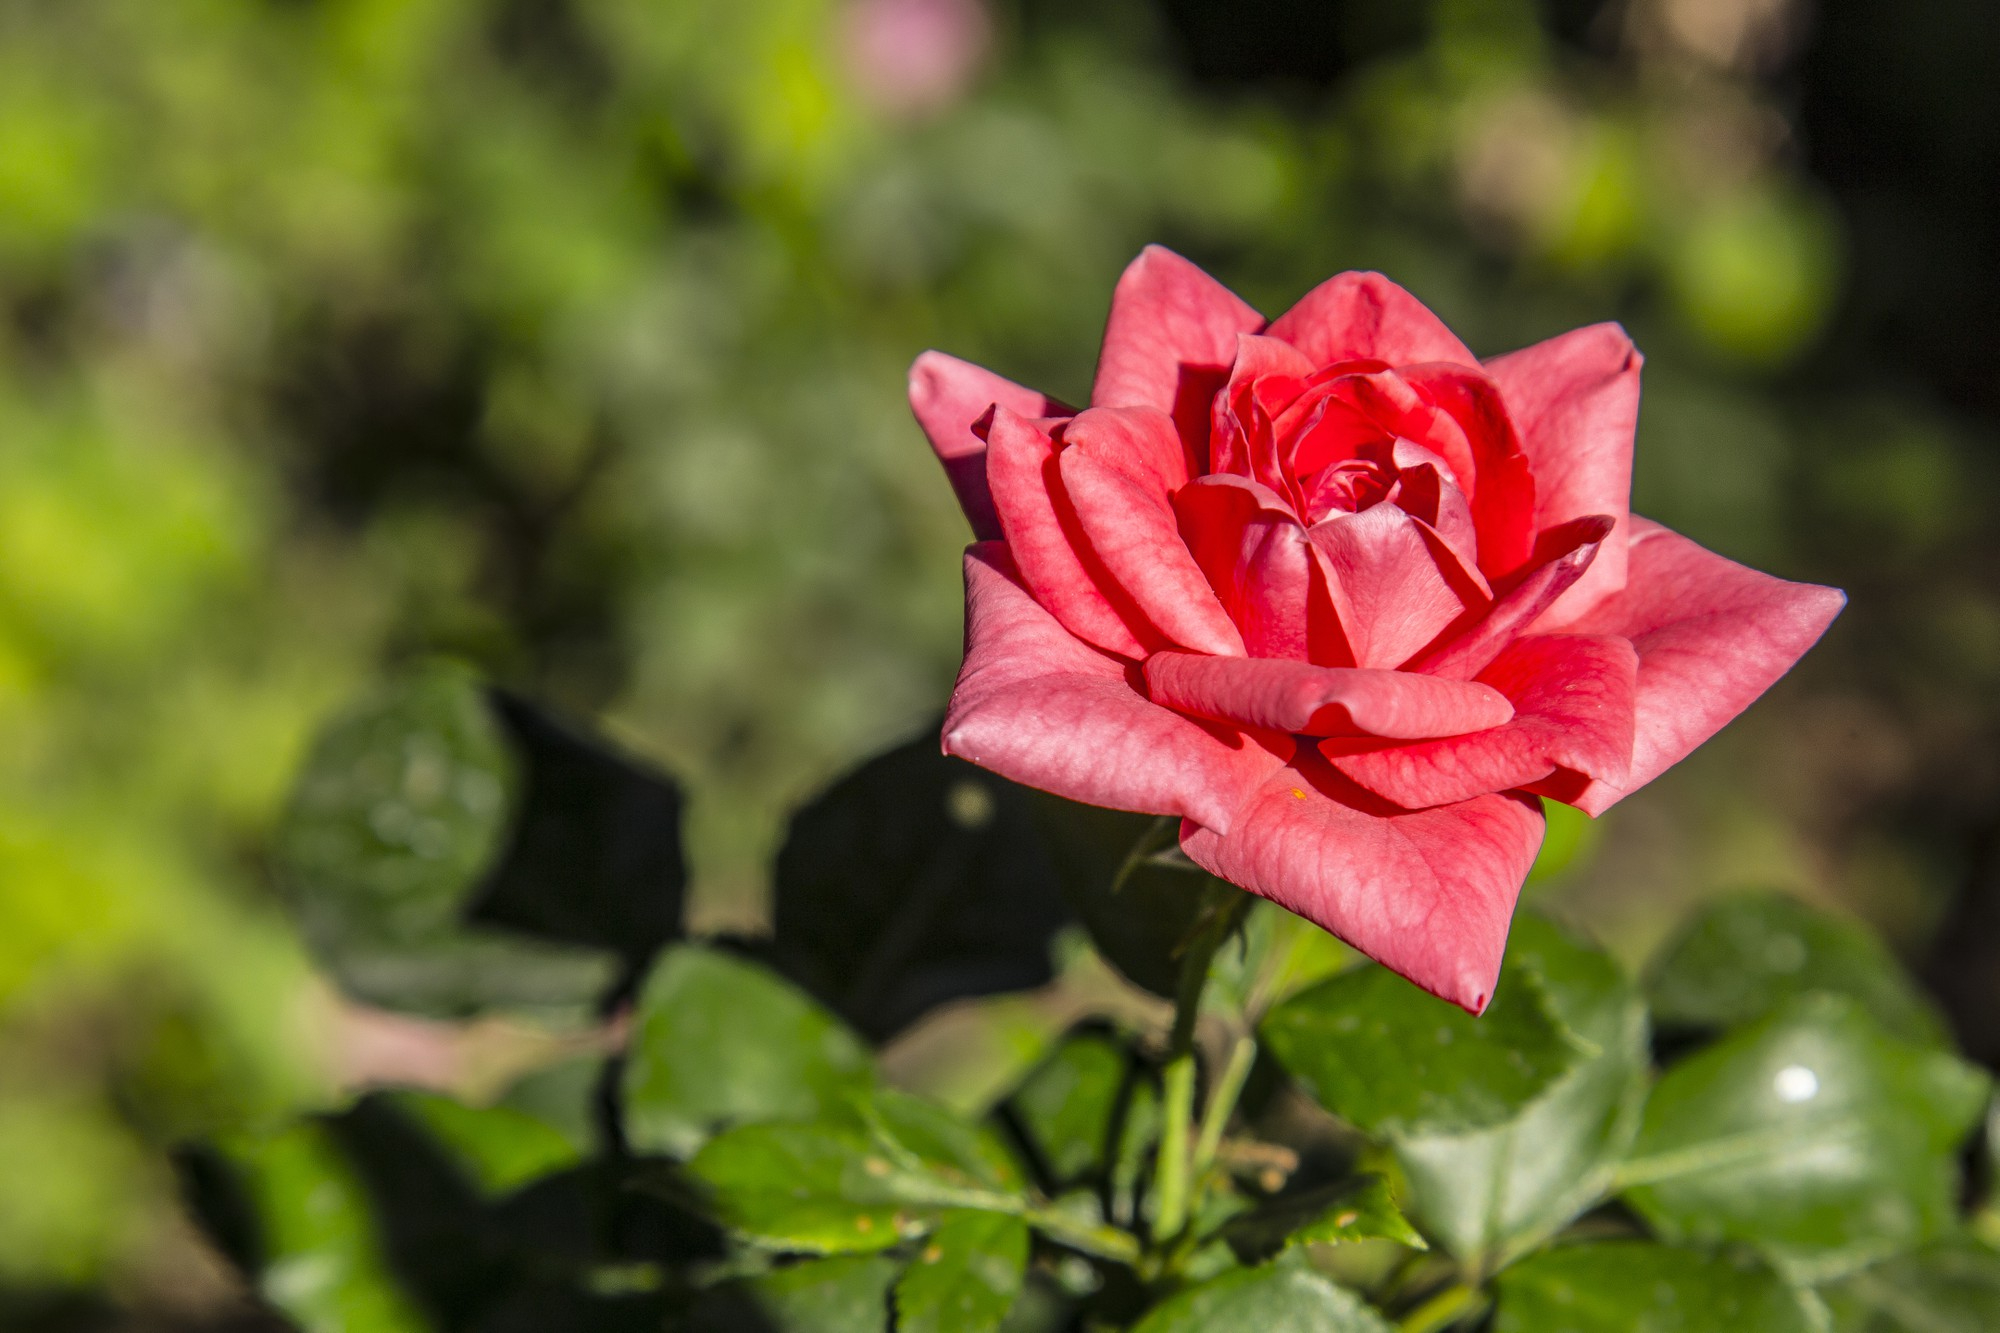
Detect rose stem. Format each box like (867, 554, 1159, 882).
(1149, 887, 1251, 1249)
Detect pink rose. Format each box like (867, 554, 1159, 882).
(910, 247, 1843, 1012)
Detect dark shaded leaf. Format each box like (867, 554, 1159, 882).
(274, 662, 615, 1018)
(1819, 1238, 2000, 1331)
(1621, 993, 1990, 1278)
(1261, 954, 1591, 1137)
(1394, 915, 1649, 1266)
(1494, 1241, 1818, 1332)
(1647, 892, 1948, 1047)
(895, 1210, 1030, 1333)
(1129, 1254, 1394, 1331)
(769, 734, 1073, 1040)
(1024, 797, 1214, 997)
(1218, 1175, 1425, 1264)
(470, 690, 687, 972)
(621, 945, 874, 1159)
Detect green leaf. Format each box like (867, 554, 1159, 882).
(1218, 1175, 1426, 1264)
(895, 1210, 1030, 1333)
(1261, 953, 1592, 1137)
(684, 1091, 1026, 1254)
(1130, 1254, 1395, 1332)
(274, 662, 615, 1018)
(768, 736, 1074, 1041)
(1393, 915, 1649, 1266)
(1647, 892, 1949, 1047)
(732, 1254, 901, 1332)
(622, 944, 875, 1158)
(215, 1123, 429, 1333)
(387, 1089, 583, 1197)
(1006, 1028, 1133, 1187)
(1621, 993, 1991, 1278)
(1819, 1239, 2000, 1331)
(1494, 1241, 1818, 1332)
(1207, 898, 1352, 1023)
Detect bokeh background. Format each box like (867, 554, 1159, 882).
(3, 0, 1998, 1323)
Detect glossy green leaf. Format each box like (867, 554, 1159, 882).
(1261, 954, 1591, 1137)
(1006, 1028, 1132, 1186)
(1394, 915, 1649, 1266)
(685, 1091, 1026, 1254)
(736, 1254, 901, 1332)
(622, 945, 875, 1158)
(215, 1123, 428, 1333)
(1130, 1254, 1394, 1332)
(1207, 898, 1352, 1023)
(1819, 1239, 2000, 1331)
(1218, 1174, 1426, 1264)
(1621, 993, 1990, 1277)
(1494, 1241, 1818, 1332)
(895, 1209, 1030, 1333)
(1647, 892, 1948, 1046)
(388, 1089, 583, 1197)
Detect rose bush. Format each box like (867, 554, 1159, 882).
(911, 246, 1844, 1012)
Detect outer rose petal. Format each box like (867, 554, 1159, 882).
(1484, 324, 1640, 621)
(1090, 246, 1265, 457)
(1267, 271, 1479, 370)
(1059, 409, 1245, 657)
(1547, 519, 1844, 814)
(908, 350, 1068, 541)
(1328, 634, 1638, 809)
(985, 407, 1148, 658)
(1179, 753, 1545, 1012)
(1145, 651, 1514, 738)
(943, 544, 1288, 831)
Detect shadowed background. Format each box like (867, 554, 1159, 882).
(2, 0, 1997, 1322)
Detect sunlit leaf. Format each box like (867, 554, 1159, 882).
(1494, 1241, 1818, 1332)
(1129, 1254, 1394, 1332)
(894, 1210, 1029, 1333)
(1819, 1239, 2000, 1331)
(1218, 1175, 1425, 1264)
(622, 945, 875, 1159)
(1621, 994, 1990, 1278)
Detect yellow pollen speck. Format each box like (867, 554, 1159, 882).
(1291, 788, 1307, 799)
(863, 1156, 891, 1177)
(855, 1215, 874, 1232)
(922, 1244, 944, 1264)
(1334, 1210, 1359, 1227)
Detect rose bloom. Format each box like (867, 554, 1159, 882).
(910, 248, 1843, 1012)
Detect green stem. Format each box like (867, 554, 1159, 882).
(1190, 1034, 1257, 1186)
(1148, 889, 1252, 1246)
(1397, 1283, 1485, 1333)
(1023, 1206, 1143, 1265)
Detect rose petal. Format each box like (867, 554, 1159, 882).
(1059, 408, 1245, 657)
(1267, 271, 1480, 369)
(943, 544, 1288, 831)
(1484, 323, 1641, 619)
(985, 406, 1149, 658)
(1145, 651, 1515, 738)
(1310, 503, 1481, 669)
(1550, 519, 1846, 814)
(1175, 475, 1318, 660)
(1328, 634, 1638, 809)
(1090, 245, 1265, 461)
(908, 351, 1069, 541)
(1397, 364, 1539, 580)
(1414, 515, 1613, 680)
(1179, 754, 1545, 1012)
(1211, 333, 1317, 495)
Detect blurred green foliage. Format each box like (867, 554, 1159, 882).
(1, 0, 1995, 1314)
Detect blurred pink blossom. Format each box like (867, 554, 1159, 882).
(840, 0, 991, 117)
